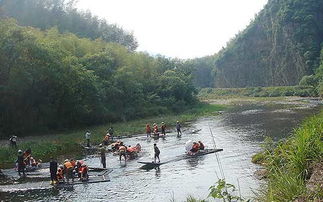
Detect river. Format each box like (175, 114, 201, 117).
(1, 99, 321, 201)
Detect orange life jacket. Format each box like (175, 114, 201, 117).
(64, 161, 73, 169)
(146, 125, 151, 133)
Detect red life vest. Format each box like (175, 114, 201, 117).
(153, 125, 158, 133)
(79, 166, 88, 174)
(57, 168, 63, 179)
(146, 125, 151, 133)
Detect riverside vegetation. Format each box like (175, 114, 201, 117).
(0, 17, 198, 137)
(252, 110, 323, 201)
(0, 0, 322, 201)
(0, 103, 225, 168)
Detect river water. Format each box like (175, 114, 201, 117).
(1, 100, 321, 202)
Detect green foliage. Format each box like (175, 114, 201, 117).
(0, 19, 197, 137)
(186, 196, 207, 202)
(185, 179, 248, 202)
(184, 55, 218, 88)
(208, 179, 244, 202)
(199, 86, 317, 99)
(213, 0, 323, 88)
(316, 47, 323, 97)
(299, 75, 319, 87)
(0, 0, 137, 50)
(0, 103, 225, 166)
(255, 111, 323, 201)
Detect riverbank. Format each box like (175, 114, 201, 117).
(252, 110, 323, 201)
(0, 103, 225, 168)
(199, 86, 317, 99)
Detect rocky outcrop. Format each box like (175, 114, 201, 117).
(307, 161, 323, 193)
(214, 0, 323, 88)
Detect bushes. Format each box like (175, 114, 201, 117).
(0, 19, 197, 138)
(199, 86, 318, 99)
(254, 111, 323, 201)
(0, 103, 225, 167)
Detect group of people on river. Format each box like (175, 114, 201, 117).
(16, 148, 42, 177)
(145, 121, 182, 138)
(186, 140, 205, 155)
(146, 122, 166, 138)
(13, 120, 199, 184)
(98, 140, 143, 168)
(83, 127, 114, 147)
(49, 158, 89, 184)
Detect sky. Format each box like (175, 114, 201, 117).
(77, 0, 268, 59)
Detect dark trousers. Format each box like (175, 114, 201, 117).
(154, 153, 160, 162)
(10, 141, 17, 148)
(101, 155, 106, 168)
(18, 165, 25, 176)
(162, 129, 166, 136)
(50, 171, 57, 181)
(86, 139, 90, 147)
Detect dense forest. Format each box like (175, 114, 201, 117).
(0, 0, 138, 50)
(1, 0, 323, 137)
(0, 1, 198, 137)
(213, 0, 323, 92)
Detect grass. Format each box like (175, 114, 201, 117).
(0, 102, 226, 168)
(253, 110, 323, 201)
(199, 86, 317, 100)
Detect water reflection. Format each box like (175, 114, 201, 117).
(0, 103, 321, 202)
(155, 167, 161, 178)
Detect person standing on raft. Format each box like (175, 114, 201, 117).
(118, 142, 127, 162)
(146, 124, 151, 138)
(85, 130, 91, 147)
(99, 144, 106, 168)
(9, 135, 17, 148)
(161, 122, 166, 136)
(176, 121, 182, 136)
(107, 127, 114, 141)
(49, 157, 58, 184)
(16, 150, 26, 177)
(153, 123, 158, 135)
(64, 159, 74, 184)
(154, 143, 160, 163)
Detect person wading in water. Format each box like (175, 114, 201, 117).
(176, 121, 182, 136)
(119, 142, 127, 162)
(99, 144, 106, 168)
(154, 143, 160, 163)
(49, 157, 58, 184)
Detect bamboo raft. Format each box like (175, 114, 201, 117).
(138, 148, 223, 169)
(0, 168, 112, 192)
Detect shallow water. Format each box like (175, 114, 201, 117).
(1, 102, 321, 202)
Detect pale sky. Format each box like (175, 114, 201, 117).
(77, 0, 268, 59)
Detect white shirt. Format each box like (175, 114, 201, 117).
(85, 132, 91, 140)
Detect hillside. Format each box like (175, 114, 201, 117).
(214, 0, 323, 88)
(0, 0, 137, 50)
(0, 19, 197, 137)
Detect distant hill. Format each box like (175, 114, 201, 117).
(0, 0, 138, 51)
(214, 0, 323, 87)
